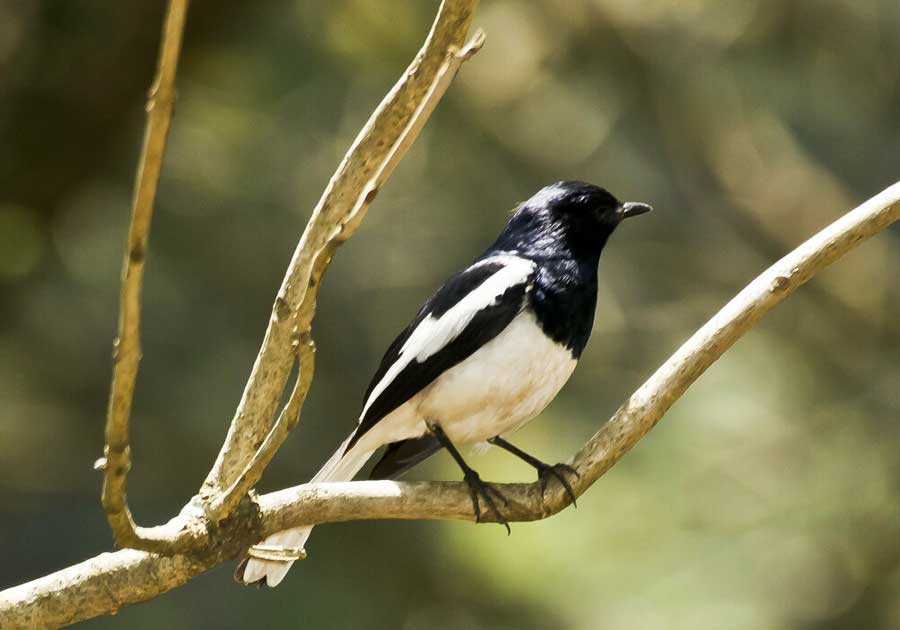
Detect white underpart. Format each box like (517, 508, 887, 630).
(360, 256, 535, 421)
(362, 309, 577, 447)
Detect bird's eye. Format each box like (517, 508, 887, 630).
(594, 204, 616, 223)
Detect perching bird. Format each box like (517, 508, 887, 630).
(238, 181, 652, 587)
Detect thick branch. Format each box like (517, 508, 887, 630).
(97, 0, 191, 553)
(200, 0, 482, 514)
(4, 182, 897, 630)
(0, 552, 207, 630)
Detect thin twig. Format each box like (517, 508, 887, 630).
(205, 333, 315, 520)
(5, 183, 895, 630)
(97, 0, 192, 552)
(205, 31, 486, 521)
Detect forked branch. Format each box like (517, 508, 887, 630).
(4, 183, 896, 629)
(96, 0, 482, 554)
(3, 0, 898, 624)
(205, 29, 486, 521)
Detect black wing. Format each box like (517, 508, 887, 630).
(369, 434, 442, 479)
(346, 256, 534, 451)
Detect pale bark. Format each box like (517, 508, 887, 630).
(205, 27, 486, 522)
(98, 0, 192, 553)
(2, 183, 897, 629)
(99, 0, 484, 556)
(200, 0, 483, 511)
(3, 0, 899, 626)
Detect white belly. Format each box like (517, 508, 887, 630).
(360, 310, 577, 449)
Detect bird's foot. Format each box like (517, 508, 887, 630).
(463, 469, 511, 534)
(536, 463, 579, 507)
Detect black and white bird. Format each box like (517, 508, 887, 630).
(239, 181, 652, 586)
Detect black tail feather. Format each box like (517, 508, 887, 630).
(370, 435, 442, 480)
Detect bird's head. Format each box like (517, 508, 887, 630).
(497, 181, 652, 260)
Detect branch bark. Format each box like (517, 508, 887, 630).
(257, 179, 900, 528)
(3, 182, 897, 629)
(97, 0, 191, 553)
(4, 0, 898, 624)
(199, 0, 482, 511)
(96, 0, 483, 558)
(205, 28, 486, 521)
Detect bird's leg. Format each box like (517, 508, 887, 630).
(429, 422, 511, 533)
(488, 436, 579, 507)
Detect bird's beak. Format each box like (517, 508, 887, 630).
(619, 201, 653, 220)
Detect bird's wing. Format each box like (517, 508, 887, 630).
(347, 255, 535, 450)
(368, 434, 443, 480)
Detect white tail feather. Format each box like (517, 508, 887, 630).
(239, 435, 374, 587)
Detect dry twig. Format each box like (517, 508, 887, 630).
(97, 0, 191, 553)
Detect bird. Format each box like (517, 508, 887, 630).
(237, 180, 652, 587)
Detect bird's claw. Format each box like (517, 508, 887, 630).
(537, 463, 579, 507)
(463, 470, 511, 534)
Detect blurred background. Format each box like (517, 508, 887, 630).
(1, 1, 899, 628)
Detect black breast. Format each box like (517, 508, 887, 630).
(528, 258, 598, 359)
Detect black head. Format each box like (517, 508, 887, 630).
(493, 181, 652, 260)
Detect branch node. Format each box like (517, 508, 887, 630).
(274, 296, 291, 322)
(129, 243, 146, 264)
(199, 0, 483, 523)
(770, 275, 789, 292)
(455, 28, 486, 59)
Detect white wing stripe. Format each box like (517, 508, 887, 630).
(360, 257, 534, 421)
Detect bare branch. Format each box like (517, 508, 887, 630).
(260, 179, 900, 530)
(205, 29, 486, 521)
(95, 0, 482, 556)
(4, 182, 897, 630)
(199, 0, 482, 514)
(0, 550, 208, 630)
(97, 0, 191, 553)
(206, 331, 315, 520)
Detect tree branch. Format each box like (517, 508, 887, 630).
(95, 0, 482, 558)
(205, 28, 486, 521)
(4, 182, 897, 630)
(0, 551, 208, 630)
(259, 179, 900, 530)
(96, 0, 191, 553)
(199, 0, 482, 510)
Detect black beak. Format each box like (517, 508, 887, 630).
(619, 201, 653, 220)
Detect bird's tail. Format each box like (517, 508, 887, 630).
(238, 434, 373, 587)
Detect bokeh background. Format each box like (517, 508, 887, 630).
(2, 1, 899, 628)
